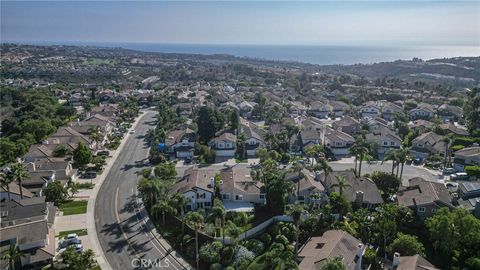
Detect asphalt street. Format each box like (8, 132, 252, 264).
(95, 111, 190, 270)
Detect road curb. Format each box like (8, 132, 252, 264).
(86, 112, 147, 270)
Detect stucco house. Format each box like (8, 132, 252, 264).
(208, 132, 237, 157)
(171, 167, 215, 211)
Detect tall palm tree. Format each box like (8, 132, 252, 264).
(208, 205, 226, 241)
(442, 134, 453, 169)
(315, 158, 332, 180)
(185, 211, 204, 270)
(397, 148, 410, 180)
(152, 198, 177, 225)
(330, 175, 351, 197)
(306, 144, 324, 164)
(290, 161, 305, 199)
(10, 163, 29, 200)
(2, 243, 24, 270)
(287, 203, 305, 254)
(352, 137, 369, 177)
(382, 149, 398, 176)
(237, 133, 247, 160)
(0, 169, 14, 201)
(137, 177, 165, 208)
(88, 126, 103, 153)
(171, 193, 191, 231)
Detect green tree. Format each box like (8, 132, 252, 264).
(185, 211, 205, 270)
(197, 106, 224, 143)
(229, 109, 240, 131)
(425, 208, 480, 269)
(152, 198, 177, 225)
(382, 149, 398, 176)
(10, 163, 29, 199)
(0, 169, 14, 201)
(73, 142, 92, 166)
(322, 257, 346, 270)
(88, 126, 103, 152)
(330, 175, 351, 197)
(44, 181, 69, 206)
(53, 144, 72, 157)
(287, 203, 305, 254)
(370, 171, 401, 200)
(396, 148, 410, 179)
(199, 241, 223, 265)
(388, 233, 425, 256)
(328, 192, 351, 218)
(153, 162, 177, 182)
(1, 243, 24, 270)
(61, 247, 95, 270)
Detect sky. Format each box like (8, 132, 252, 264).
(1, 1, 480, 46)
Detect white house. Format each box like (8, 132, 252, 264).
(241, 122, 266, 157)
(322, 127, 355, 159)
(165, 128, 196, 159)
(208, 132, 237, 157)
(360, 102, 381, 118)
(171, 167, 215, 211)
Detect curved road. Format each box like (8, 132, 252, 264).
(94, 111, 190, 270)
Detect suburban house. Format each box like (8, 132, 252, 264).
(70, 114, 117, 149)
(20, 172, 55, 196)
(0, 197, 56, 268)
(238, 101, 256, 118)
(439, 123, 469, 136)
(0, 183, 34, 201)
(219, 164, 266, 212)
(42, 127, 94, 151)
(384, 253, 439, 270)
(359, 101, 381, 118)
(26, 160, 77, 184)
(174, 103, 193, 117)
(208, 132, 237, 157)
(410, 131, 447, 160)
(240, 121, 266, 157)
(381, 102, 403, 121)
(297, 229, 366, 270)
(308, 102, 332, 119)
(329, 100, 350, 117)
(365, 121, 402, 158)
(24, 145, 55, 163)
(408, 103, 435, 120)
(322, 127, 355, 159)
(396, 177, 453, 220)
(437, 103, 463, 123)
(171, 167, 215, 211)
(165, 128, 196, 159)
(299, 129, 322, 152)
(89, 103, 119, 119)
(323, 170, 384, 210)
(458, 181, 480, 200)
(408, 119, 433, 135)
(332, 116, 361, 136)
(285, 169, 327, 205)
(453, 146, 480, 172)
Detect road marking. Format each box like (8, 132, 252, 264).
(115, 188, 141, 258)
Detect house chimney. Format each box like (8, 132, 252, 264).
(53, 138, 60, 144)
(392, 252, 400, 270)
(315, 171, 322, 181)
(355, 191, 364, 205)
(210, 177, 215, 189)
(474, 199, 480, 218)
(353, 243, 365, 270)
(27, 162, 36, 172)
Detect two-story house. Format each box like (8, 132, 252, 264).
(408, 103, 435, 120)
(396, 177, 453, 220)
(410, 131, 447, 160)
(381, 102, 403, 121)
(208, 132, 237, 157)
(332, 116, 361, 136)
(437, 103, 463, 123)
(240, 122, 266, 157)
(453, 146, 480, 172)
(308, 102, 332, 119)
(165, 128, 196, 159)
(219, 164, 266, 212)
(322, 127, 355, 159)
(359, 101, 381, 119)
(171, 167, 215, 211)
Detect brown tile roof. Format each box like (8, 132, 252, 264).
(324, 171, 383, 205)
(397, 177, 453, 208)
(220, 164, 265, 195)
(298, 230, 362, 270)
(171, 167, 215, 194)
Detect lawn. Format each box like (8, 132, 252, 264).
(57, 228, 88, 239)
(59, 200, 88, 215)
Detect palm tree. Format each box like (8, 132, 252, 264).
(287, 203, 305, 254)
(171, 193, 191, 232)
(306, 144, 324, 165)
(382, 149, 398, 176)
(315, 158, 332, 180)
(352, 137, 369, 177)
(137, 177, 165, 208)
(10, 163, 29, 199)
(237, 133, 247, 160)
(2, 243, 23, 270)
(185, 211, 204, 270)
(208, 205, 226, 241)
(442, 134, 453, 169)
(397, 148, 410, 180)
(290, 161, 305, 199)
(330, 175, 351, 197)
(0, 169, 14, 201)
(152, 198, 177, 225)
(88, 126, 103, 153)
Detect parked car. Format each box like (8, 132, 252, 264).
(60, 236, 81, 249)
(82, 171, 97, 179)
(72, 244, 84, 253)
(450, 172, 469, 181)
(129, 129, 136, 134)
(443, 168, 456, 175)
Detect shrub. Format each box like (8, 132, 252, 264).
(243, 239, 265, 255)
(452, 145, 465, 151)
(274, 235, 289, 246)
(259, 233, 272, 246)
(200, 241, 223, 264)
(233, 245, 255, 268)
(210, 263, 222, 270)
(453, 137, 476, 147)
(221, 245, 235, 266)
(465, 166, 480, 178)
(268, 222, 280, 236)
(279, 223, 296, 242)
(233, 212, 249, 227)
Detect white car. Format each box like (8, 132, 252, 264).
(129, 129, 135, 134)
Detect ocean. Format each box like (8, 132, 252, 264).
(13, 41, 480, 65)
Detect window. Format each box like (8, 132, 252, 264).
(297, 195, 305, 201)
(418, 207, 426, 213)
(205, 202, 211, 207)
(235, 194, 243, 201)
(259, 194, 265, 200)
(390, 141, 395, 146)
(431, 208, 437, 213)
(222, 194, 230, 200)
(383, 141, 388, 146)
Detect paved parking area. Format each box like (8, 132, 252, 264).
(54, 213, 87, 232)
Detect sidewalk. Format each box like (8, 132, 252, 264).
(85, 111, 148, 270)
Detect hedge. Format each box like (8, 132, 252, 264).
(465, 166, 480, 178)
